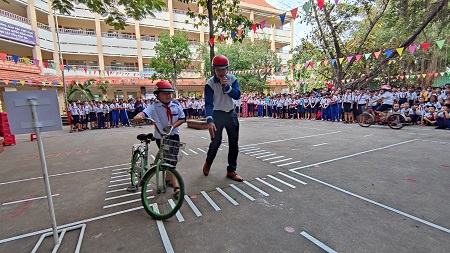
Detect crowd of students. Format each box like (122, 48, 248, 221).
(67, 97, 207, 132)
(237, 84, 450, 130)
(68, 84, 450, 131)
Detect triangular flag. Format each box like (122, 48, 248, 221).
(346, 55, 353, 63)
(43, 61, 49, 68)
(434, 72, 439, 77)
(279, 13, 286, 25)
(20, 80, 26, 86)
(0, 52, 6, 61)
(407, 44, 417, 54)
(260, 20, 266, 29)
(303, 1, 311, 15)
(12, 55, 19, 63)
(231, 31, 237, 39)
(316, 61, 321, 67)
(417, 74, 421, 79)
(338, 57, 345, 64)
(435, 39, 445, 50)
(59, 64, 64, 71)
(355, 54, 362, 62)
(323, 59, 329, 65)
(318, 0, 324, 10)
(237, 29, 243, 37)
(422, 74, 427, 78)
(441, 72, 445, 76)
(364, 53, 371, 60)
(331, 59, 336, 65)
(396, 47, 404, 56)
(290, 8, 298, 20)
(374, 51, 381, 59)
(209, 37, 214, 46)
(268, 16, 276, 26)
(420, 42, 430, 53)
(334, 0, 339, 4)
(251, 24, 257, 33)
(219, 34, 225, 42)
(384, 49, 393, 58)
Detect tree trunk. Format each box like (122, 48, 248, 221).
(207, 0, 215, 77)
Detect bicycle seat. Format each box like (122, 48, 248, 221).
(137, 133, 155, 142)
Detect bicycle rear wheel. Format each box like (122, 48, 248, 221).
(130, 151, 144, 187)
(141, 167, 184, 220)
(358, 112, 374, 127)
(387, 114, 404, 129)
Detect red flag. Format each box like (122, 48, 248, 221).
(374, 51, 381, 59)
(219, 34, 225, 42)
(0, 52, 7, 61)
(290, 8, 298, 20)
(43, 60, 49, 68)
(209, 37, 215, 46)
(355, 54, 362, 62)
(421, 42, 430, 53)
(318, 0, 324, 10)
(251, 24, 257, 33)
(59, 64, 64, 71)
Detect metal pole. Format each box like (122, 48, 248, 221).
(53, 14, 68, 114)
(28, 98, 59, 246)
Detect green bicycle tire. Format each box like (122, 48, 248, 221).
(130, 150, 143, 187)
(141, 167, 185, 220)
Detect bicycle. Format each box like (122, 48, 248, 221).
(128, 119, 186, 220)
(358, 108, 404, 129)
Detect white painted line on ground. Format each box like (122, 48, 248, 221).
(244, 150, 266, 155)
(229, 184, 255, 201)
(216, 187, 239, 206)
(240, 147, 260, 152)
(197, 148, 206, 153)
(200, 136, 208, 140)
(300, 231, 337, 253)
(243, 181, 269, 197)
(104, 189, 152, 201)
(110, 174, 129, 179)
(0, 164, 130, 186)
(255, 153, 276, 159)
(105, 188, 127, 194)
(290, 139, 418, 171)
(250, 151, 271, 157)
(0, 206, 146, 244)
(200, 191, 221, 211)
(111, 171, 129, 175)
(277, 160, 302, 167)
(103, 198, 140, 209)
(278, 172, 307, 185)
(292, 171, 450, 235)
(267, 175, 296, 188)
(189, 149, 198, 155)
(312, 143, 328, 147)
(152, 204, 175, 253)
(363, 134, 373, 137)
(184, 195, 202, 217)
(270, 158, 292, 164)
(108, 182, 131, 188)
(109, 178, 129, 183)
(181, 150, 189, 156)
(239, 146, 257, 150)
(2, 194, 60, 206)
(255, 178, 283, 192)
(263, 156, 284, 161)
(168, 199, 184, 222)
(112, 166, 130, 172)
(240, 131, 341, 147)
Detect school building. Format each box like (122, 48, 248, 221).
(0, 0, 293, 113)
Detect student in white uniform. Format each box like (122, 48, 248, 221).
(69, 102, 81, 132)
(132, 80, 186, 196)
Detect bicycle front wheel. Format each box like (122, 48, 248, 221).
(387, 114, 404, 129)
(141, 167, 184, 220)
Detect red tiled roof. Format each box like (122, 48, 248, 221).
(241, 0, 278, 9)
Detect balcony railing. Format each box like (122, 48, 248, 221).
(59, 28, 96, 36)
(37, 22, 50, 30)
(0, 9, 30, 24)
(141, 35, 159, 42)
(102, 32, 136, 40)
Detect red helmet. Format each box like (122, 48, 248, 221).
(154, 80, 174, 94)
(212, 55, 229, 69)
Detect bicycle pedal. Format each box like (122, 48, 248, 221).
(126, 186, 138, 192)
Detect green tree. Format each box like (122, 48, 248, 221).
(149, 32, 191, 95)
(200, 41, 280, 93)
(51, 0, 165, 29)
(67, 80, 95, 101)
(179, 0, 251, 75)
(96, 80, 110, 101)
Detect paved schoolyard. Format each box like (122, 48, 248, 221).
(0, 118, 449, 252)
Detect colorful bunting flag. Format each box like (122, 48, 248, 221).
(396, 47, 404, 57)
(12, 55, 19, 63)
(374, 51, 381, 59)
(303, 1, 311, 15)
(260, 20, 266, 29)
(435, 39, 445, 50)
(251, 23, 257, 33)
(407, 44, 417, 54)
(346, 55, 353, 63)
(334, 0, 339, 4)
(420, 42, 430, 53)
(209, 37, 214, 47)
(268, 16, 276, 26)
(364, 53, 371, 60)
(19, 80, 25, 86)
(290, 8, 298, 20)
(331, 59, 336, 65)
(422, 73, 427, 78)
(318, 0, 324, 10)
(279, 13, 286, 25)
(384, 49, 393, 58)
(338, 57, 344, 64)
(355, 54, 362, 62)
(237, 29, 243, 37)
(316, 61, 321, 67)
(0, 53, 7, 61)
(323, 59, 329, 65)
(231, 31, 237, 39)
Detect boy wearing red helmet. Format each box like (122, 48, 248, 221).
(202, 55, 243, 182)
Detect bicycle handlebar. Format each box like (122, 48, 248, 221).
(144, 118, 174, 136)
